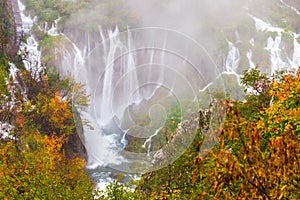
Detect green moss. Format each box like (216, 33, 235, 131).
(282, 32, 293, 41)
(31, 25, 46, 40)
(130, 161, 147, 173)
(281, 32, 294, 55)
(38, 34, 72, 66)
(65, 0, 138, 32)
(266, 31, 278, 40)
(23, 0, 88, 27)
(283, 25, 293, 32)
(0, 60, 9, 96)
(111, 173, 127, 182)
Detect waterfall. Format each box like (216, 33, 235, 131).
(142, 127, 163, 157)
(0, 63, 16, 139)
(65, 27, 219, 178)
(250, 15, 300, 74)
(246, 50, 256, 69)
(15, 0, 122, 189)
(15, 0, 300, 191)
(18, 0, 42, 75)
(247, 38, 255, 69)
(47, 18, 60, 36)
(292, 35, 300, 68)
(66, 28, 183, 188)
(224, 41, 240, 75)
(1, 0, 32, 140)
(280, 0, 300, 15)
(249, 38, 255, 46)
(99, 28, 121, 125)
(265, 35, 286, 75)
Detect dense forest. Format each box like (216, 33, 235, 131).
(0, 0, 300, 199)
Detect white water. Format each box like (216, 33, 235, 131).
(0, 62, 18, 139)
(63, 26, 222, 186)
(280, 0, 300, 15)
(292, 36, 300, 68)
(265, 36, 287, 74)
(142, 127, 163, 157)
(249, 38, 255, 46)
(16, 2, 120, 186)
(1, 0, 39, 140)
(15, 0, 300, 191)
(250, 15, 300, 74)
(247, 50, 256, 69)
(0, 122, 14, 139)
(18, 0, 42, 77)
(57, 30, 128, 190)
(0, 63, 18, 139)
(219, 13, 300, 97)
(46, 18, 60, 36)
(247, 38, 256, 69)
(225, 41, 240, 74)
(222, 40, 241, 84)
(98, 28, 143, 125)
(64, 28, 177, 189)
(99, 28, 122, 125)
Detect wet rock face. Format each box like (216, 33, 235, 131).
(64, 130, 88, 161)
(0, 0, 22, 57)
(151, 108, 212, 165)
(63, 110, 88, 161)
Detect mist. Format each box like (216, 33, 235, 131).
(63, 0, 273, 75)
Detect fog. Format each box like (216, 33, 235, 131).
(66, 0, 250, 44)
(58, 0, 300, 177)
(64, 0, 274, 70)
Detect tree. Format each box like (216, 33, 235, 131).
(192, 67, 300, 199)
(0, 133, 95, 199)
(0, 52, 94, 199)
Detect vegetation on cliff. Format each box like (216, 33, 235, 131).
(1, 0, 300, 199)
(0, 34, 96, 199)
(1, 13, 300, 200)
(99, 68, 300, 200)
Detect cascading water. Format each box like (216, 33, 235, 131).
(246, 50, 256, 69)
(142, 127, 163, 157)
(250, 15, 300, 74)
(292, 36, 300, 68)
(265, 35, 287, 74)
(247, 38, 256, 69)
(15, 0, 117, 190)
(280, 0, 300, 15)
(16, 0, 300, 191)
(224, 41, 240, 75)
(99, 28, 122, 125)
(60, 26, 221, 189)
(99, 28, 142, 125)
(0, 62, 16, 139)
(18, 1, 42, 74)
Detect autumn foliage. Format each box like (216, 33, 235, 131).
(0, 134, 94, 199)
(118, 68, 300, 200)
(0, 56, 95, 199)
(1, 42, 300, 199)
(192, 68, 300, 199)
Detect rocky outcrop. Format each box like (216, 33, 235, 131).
(1, 0, 22, 56)
(10, 0, 23, 55)
(64, 128, 88, 161)
(63, 110, 88, 161)
(151, 100, 227, 166)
